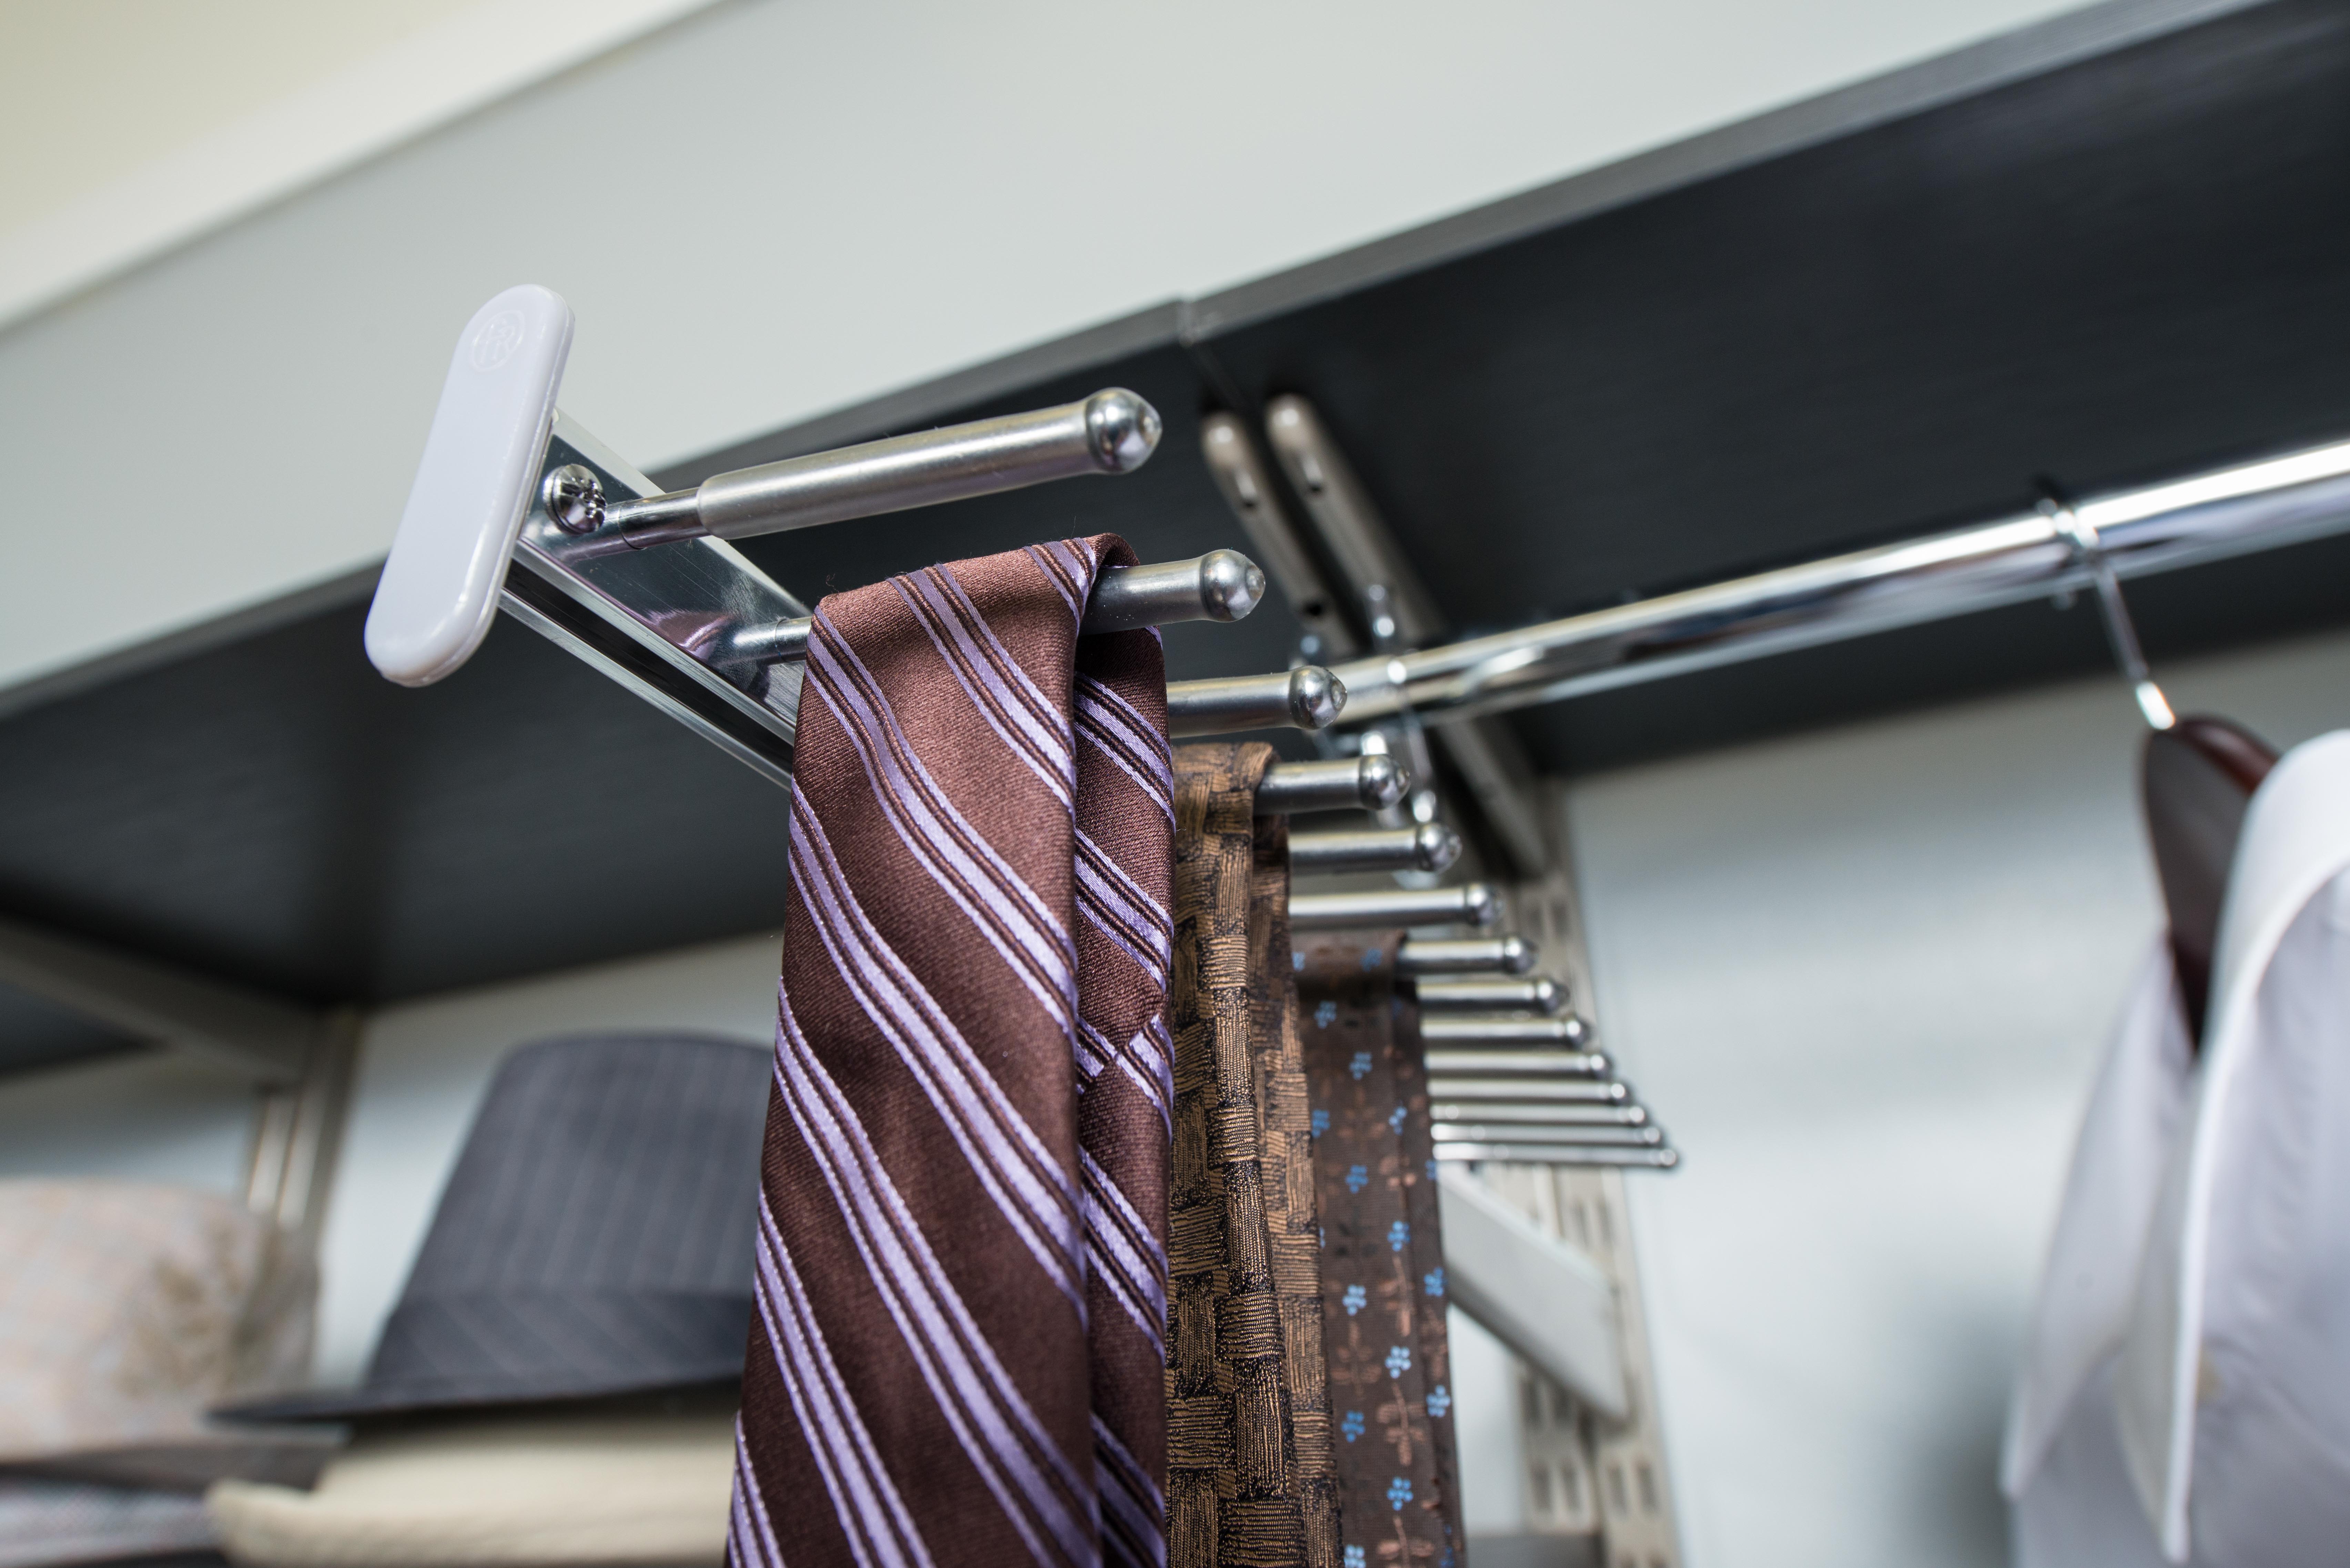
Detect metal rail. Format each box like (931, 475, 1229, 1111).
(1328, 435, 2350, 727)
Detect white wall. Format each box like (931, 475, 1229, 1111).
(1452, 1309, 1537, 1536)
(312, 930, 782, 1385)
(0, 0, 2099, 699)
(1569, 628, 2350, 1568)
(0, 1048, 256, 1194)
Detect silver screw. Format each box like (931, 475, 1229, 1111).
(541, 464, 606, 534)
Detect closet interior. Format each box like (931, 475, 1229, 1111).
(5, 2, 2350, 1565)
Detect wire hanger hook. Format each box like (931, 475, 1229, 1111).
(2038, 482, 2175, 731)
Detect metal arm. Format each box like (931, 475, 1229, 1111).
(1288, 823, 1461, 875)
(1290, 884, 1501, 931)
(1255, 754, 1409, 815)
(1424, 1048, 1611, 1079)
(1395, 935, 1534, 974)
(716, 552, 1269, 668)
(1165, 667, 1345, 737)
(1417, 976, 1564, 1012)
(1421, 1014, 1588, 1047)
(589, 390, 1162, 548)
(368, 292, 1328, 793)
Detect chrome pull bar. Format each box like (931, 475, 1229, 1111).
(1255, 755, 1409, 815)
(1165, 667, 1345, 736)
(715, 551, 1268, 669)
(1416, 977, 1564, 1013)
(1288, 824, 1460, 875)
(1420, 1014, 1588, 1047)
(1394, 934, 1533, 974)
(597, 389, 1162, 549)
(1290, 884, 1500, 932)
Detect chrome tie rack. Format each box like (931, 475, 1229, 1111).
(1282, 849, 1672, 1164)
(360, 286, 1345, 790)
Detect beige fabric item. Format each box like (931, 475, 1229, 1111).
(0, 1179, 320, 1484)
(207, 1406, 734, 1568)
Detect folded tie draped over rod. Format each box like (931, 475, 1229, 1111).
(362, 287, 1347, 791)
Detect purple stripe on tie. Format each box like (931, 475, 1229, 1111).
(773, 1000, 1096, 1568)
(729, 1423, 785, 1568)
(896, 570, 1073, 807)
(929, 561, 1081, 767)
(1080, 1151, 1167, 1351)
(747, 1195, 931, 1568)
(788, 806, 1083, 1301)
(1026, 539, 1096, 622)
(1076, 679, 1175, 826)
(1092, 1415, 1168, 1568)
(810, 632, 1075, 1027)
(1073, 1018, 1171, 1128)
(1075, 834, 1171, 985)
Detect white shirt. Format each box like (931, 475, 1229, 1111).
(2007, 731, 2350, 1566)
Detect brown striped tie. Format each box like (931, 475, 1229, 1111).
(731, 536, 1173, 1568)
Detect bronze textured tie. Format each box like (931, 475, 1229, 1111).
(1297, 933, 1465, 1567)
(732, 537, 1175, 1568)
(1165, 744, 1339, 1568)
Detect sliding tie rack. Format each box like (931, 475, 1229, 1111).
(1287, 884, 1677, 1164)
(359, 285, 1346, 786)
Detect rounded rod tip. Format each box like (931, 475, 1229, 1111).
(1290, 666, 1346, 730)
(1358, 752, 1408, 810)
(1083, 551, 1265, 635)
(1198, 549, 1267, 623)
(1165, 665, 1346, 737)
(1414, 823, 1463, 873)
(1085, 389, 1162, 474)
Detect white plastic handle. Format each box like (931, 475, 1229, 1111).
(365, 285, 574, 686)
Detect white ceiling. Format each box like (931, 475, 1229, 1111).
(0, 0, 717, 326)
(0, 0, 484, 231)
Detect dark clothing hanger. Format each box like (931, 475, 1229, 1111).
(2039, 483, 2279, 1052)
(2143, 717, 2276, 1049)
